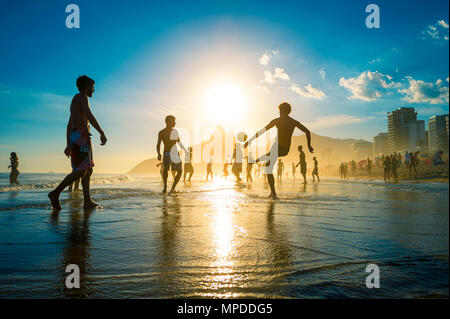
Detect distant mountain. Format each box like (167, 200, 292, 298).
(127, 131, 369, 174)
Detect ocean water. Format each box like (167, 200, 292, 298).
(0, 172, 448, 298)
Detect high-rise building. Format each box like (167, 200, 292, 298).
(407, 120, 426, 151)
(387, 107, 418, 153)
(428, 114, 449, 153)
(373, 132, 389, 156)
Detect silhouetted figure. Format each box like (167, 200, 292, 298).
(367, 158, 373, 176)
(404, 150, 410, 169)
(339, 163, 345, 180)
(383, 156, 391, 182)
(411, 151, 419, 175)
(206, 159, 213, 181)
(222, 162, 229, 179)
(409, 152, 419, 176)
(8, 152, 20, 185)
(351, 160, 356, 176)
(295, 145, 307, 184)
(391, 155, 398, 183)
(244, 102, 313, 199)
(232, 137, 245, 182)
(183, 147, 194, 182)
(48, 76, 107, 211)
(246, 159, 254, 183)
(312, 157, 320, 182)
(277, 159, 284, 181)
(157, 115, 187, 194)
(344, 163, 348, 178)
(291, 162, 296, 180)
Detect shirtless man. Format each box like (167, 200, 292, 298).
(48, 75, 107, 211)
(312, 157, 320, 182)
(183, 147, 194, 182)
(244, 102, 313, 199)
(295, 145, 307, 184)
(157, 115, 187, 194)
(277, 159, 284, 181)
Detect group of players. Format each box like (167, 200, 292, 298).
(156, 102, 315, 199)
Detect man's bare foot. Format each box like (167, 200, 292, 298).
(84, 201, 101, 209)
(48, 191, 62, 211)
(162, 187, 167, 194)
(268, 193, 278, 200)
(168, 189, 177, 195)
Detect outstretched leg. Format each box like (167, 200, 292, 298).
(169, 168, 182, 194)
(48, 170, 85, 211)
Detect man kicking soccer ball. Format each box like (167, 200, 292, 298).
(244, 102, 313, 199)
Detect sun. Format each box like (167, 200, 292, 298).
(203, 83, 247, 126)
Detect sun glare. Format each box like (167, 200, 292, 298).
(203, 83, 247, 126)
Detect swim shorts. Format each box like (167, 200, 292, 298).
(69, 130, 94, 171)
(163, 151, 182, 171)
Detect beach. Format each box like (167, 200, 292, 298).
(0, 172, 448, 298)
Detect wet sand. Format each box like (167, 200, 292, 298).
(0, 174, 448, 298)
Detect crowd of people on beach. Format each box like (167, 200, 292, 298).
(4, 75, 446, 210)
(40, 75, 316, 210)
(337, 149, 448, 183)
(156, 150, 321, 186)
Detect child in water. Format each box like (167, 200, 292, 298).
(8, 152, 20, 185)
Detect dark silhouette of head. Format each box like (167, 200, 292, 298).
(76, 75, 95, 97)
(278, 102, 292, 116)
(10, 152, 18, 160)
(165, 115, 176, 128)
(298, 145, 303, 151)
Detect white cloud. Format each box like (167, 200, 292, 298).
(319, 68, 326, 81)
(306, 115, 373, 130)
(263, 70, 275, 84)
(422, 19, 449, 42)
(259, 53, 271, 66)
(274, 67, 290, 81)
(339, 70, 398, 101)
(399, 76, 449, 104)
(263, 68, 290, 84)
(290, 83, 326, 99)
(438, 19, 449, 29)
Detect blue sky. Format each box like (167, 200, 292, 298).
(0, 0, 448, 172)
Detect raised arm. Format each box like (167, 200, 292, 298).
(244, 119, 277, 148)
(295, 120, 314, 153)
(65, 116, 72, 157)
(177, 140, 188, 154)
(157, 131, 162, 161)
(79, 95, 107, 145)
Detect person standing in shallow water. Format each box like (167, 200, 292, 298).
(244, 102, 313, 199)
(277, 159, 284, 182)
(183, 147, 194, 182)
(312, 157, 320, 182)
(8, 152, 20, 185)
(48, 75, 107, 211)
(157, 115, 187, 194)
(296, 145, 307, 184)
(206, 159, 214, 181)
